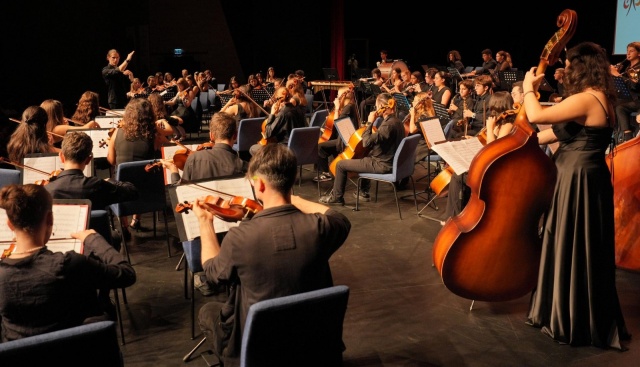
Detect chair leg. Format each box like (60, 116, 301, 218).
(191, 272, 197, 339)
(113, 288, 126, 345)
(117, 219, 131, 264)
(176, 252, 185, 271)
(390, 182, 402, 220)
(163, 209, 171, 257)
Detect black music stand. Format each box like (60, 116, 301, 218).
(498, 70, 524, 91)
(447, 67, 464, 93)
(249, 88, 270, 106)
(322, 68, 339, 81)
(613, 76, 634, 101)
(392, 93, 411, 112)
(432, 102, 450, 127)
(355, 68, 370, 79)
(219, 94, 233, 106)
(538, 76, 554, 92)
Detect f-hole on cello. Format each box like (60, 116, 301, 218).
(431, 9, 576, 302)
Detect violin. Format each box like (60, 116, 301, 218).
(0, 157, 62, 185)
(259, 96, 286, 145)
(196, 142, 215, 150)
(144, 160, 164, 172)
(171, 140, 194, 171)
(175, 194, 263, 222)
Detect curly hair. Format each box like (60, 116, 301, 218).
(121, 98, 156, 142)
(70, 91, 100, 125)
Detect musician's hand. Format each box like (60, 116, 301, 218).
(486, 116, 497, 130)
(193, 196, 215, 223)
(71, 229, 97, 242)
(160, 159, 178, 173)
(127, 51, 135, 60)
(463, 109, 474, 119)
(523, 67, 544, 93)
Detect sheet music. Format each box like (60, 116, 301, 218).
(0, 201, 90, 254)
(334, 117, 356, 145)
(22, 155, 92, 183)
(161, 144, 199, 185)
(95, 116, 121, 129)
(430, 138, 484, 175)
(85, 128, 112, 158)
(419, 118, 446, 149)
(174, 178, 255, 240)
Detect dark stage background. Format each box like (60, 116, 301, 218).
(2, 1, 618, 118)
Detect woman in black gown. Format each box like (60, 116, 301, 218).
(522, 42, 629, 350)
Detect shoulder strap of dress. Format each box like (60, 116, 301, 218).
(584, 91, 614, 128)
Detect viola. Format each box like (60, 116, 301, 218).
(175, 194, 263, 222)
(258, 97, 286, 146)
(196, 142, 215, 151)
(431, 9, 576, 302)
(171, 140, 194, 171)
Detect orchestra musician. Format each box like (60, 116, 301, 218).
(610, 41, 640, 142)
(193, 143, 351, 364)
(444, 91, 516, 218)
(319, 92, 404, 205)
(107, 98, 156, 237)
(315, 86, 359, 182)
(220, 84, 261, 124)
(450, 75, 493, 139)
(406, 92, 437, 163)
(126, 78, 145, 99)
(248, 86, 307, 157)
(7, 106, 60, 164)
(358, 68, 385, 121)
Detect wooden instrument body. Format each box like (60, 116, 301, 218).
(431, 8, 575, 302)
(606, 135, 640, 271)
(432, 121, 557, 301)
(329, 126, 375, 176)
(430, 166, 455, 196)
(258, 118, 277, 146)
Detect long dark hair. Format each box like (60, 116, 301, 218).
(563, 42, 617, 105)
(7, 106, 51, 163)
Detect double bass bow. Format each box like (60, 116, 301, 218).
(432, 9, 576, 302)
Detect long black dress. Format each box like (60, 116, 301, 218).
(526, 120, 630, 350)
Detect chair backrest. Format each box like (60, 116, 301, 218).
(392, 134, 422, 182)
(308, 109, 329, 128)
(109, 159, 166, 217)
(305, 93, 314, 116)
(240, 285, 350, 367)
(233, 117, 265, 152)
(0, 168, 21, 189)
(181, 238, 204, 273)
(198, 91, 211, 112)
(287, 127, 321, 166)
(0, 321, 123, 367)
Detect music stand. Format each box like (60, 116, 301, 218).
(447, 67, 464, 93)
(392, 93, 411, 112)
(538, 76, 554, 92)
(498, 70, 524, 91)
(355, 68, 370, 79)
(432, 102, 450, 127)
(219, 94, 233, 106)
(322, 68, 339, 81)
(613, 76, 634, 101)
(249, 88, 270, 106)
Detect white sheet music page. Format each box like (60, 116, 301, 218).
(175, 178, 255, 239)
(334, 117, 356, 145)
(161, 144, 199, 185)
(94, 116, 121, 129)
(430, 138, 484, 175)
(0, 202, 90, 254)
(419, 118, 446, 148)
(86, 129, 112, 158)
(22, 155, 92, 183)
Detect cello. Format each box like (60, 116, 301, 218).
(328, 99, 395, 176)
(431, 9, 576, 302)
(606, 135, 640, 271)
(318, 86, 353, 143)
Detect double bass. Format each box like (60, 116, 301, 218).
(606, 135, 640, 271)
(431, 9, 576, 302)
